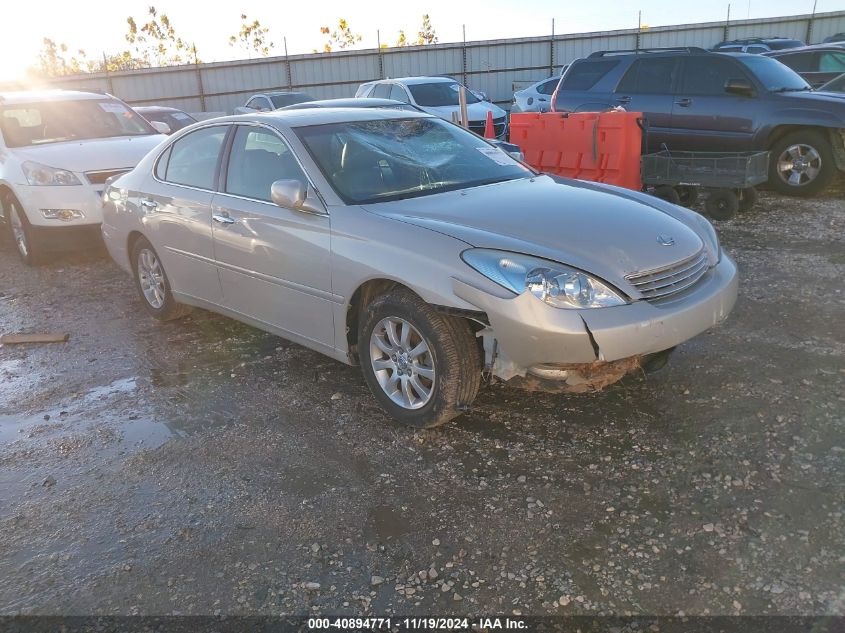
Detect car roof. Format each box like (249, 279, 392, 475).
(260, 91, 311, 97)
(377, 76, 456, 85)
(219, 107, 433, 129)
(134, 105, 186, 113)
(0, 89, 111, 104)
(282, 98, 410, 110)
(765, 42, 845, 54)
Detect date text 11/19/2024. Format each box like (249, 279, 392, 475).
(307, 617, 527, 630)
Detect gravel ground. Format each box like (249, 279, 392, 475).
(0, 188, 842, 617)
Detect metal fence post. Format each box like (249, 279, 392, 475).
(549, 18, 555, 74)
(377, 30, 384, 79)
(724, 4, 731, 42)
(284, 37, 293, 89)
(636, 11, 641, 50)
(462, 24, 468, 87)
(193, 45, 206, 112)
(806, 0, 817, 43)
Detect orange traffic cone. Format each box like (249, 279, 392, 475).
(483, 110, 495, 139)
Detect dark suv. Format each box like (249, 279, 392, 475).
(712, 37, 805, 54)
(552, 47, 845, 195)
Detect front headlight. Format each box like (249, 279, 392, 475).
(462, 249, 627, 309)
(22, 161, 81, 186)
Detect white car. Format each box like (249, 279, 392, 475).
(511, 76, 561, 113)
(0, 90, 166, 264)
(356, 77, 508, 139)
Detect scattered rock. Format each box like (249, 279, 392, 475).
(370, 575, 384, 586)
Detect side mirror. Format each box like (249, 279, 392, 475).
(471, 90, 489, 101)
(725, 78, 755, 96)
(150, 120, 171, 135)
(271, 179, 325, 215)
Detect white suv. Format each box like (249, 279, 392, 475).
(356, 77, 508, 139)
(0, 90, 166, 265)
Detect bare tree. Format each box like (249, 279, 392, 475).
(318, 18, 362, 53)
(125, 6, 192, 67)
(417, 14, 438, 45)
(229, 14, 274, 58)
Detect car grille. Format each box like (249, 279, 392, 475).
(626, 249, 710, 303)
(85, 169, 131, 185)
(469, 116, 506, 138)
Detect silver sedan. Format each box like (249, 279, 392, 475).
(101, 109, 737, 428)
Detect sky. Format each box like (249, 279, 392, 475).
(0, 0, 836, 80)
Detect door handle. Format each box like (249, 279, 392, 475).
(212, 213, 235, 225)
(615, 95, 632, 104)
(139, 198, 158, 210)
(538, 97, 548, 102)
(675, 98, 693, 107)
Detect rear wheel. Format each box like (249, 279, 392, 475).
(358, 288, 481, 428)
(3, 193, 43, 266)
(704, 189, 738, 221)
(130, 236, 190, 321)
(769, 130, 835, 197)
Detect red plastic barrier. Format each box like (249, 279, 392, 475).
(509, 111, 643, 191)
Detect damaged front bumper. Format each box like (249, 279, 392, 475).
(453, 253, 738, 392)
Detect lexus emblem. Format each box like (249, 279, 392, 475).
(657, 234, 675, 246)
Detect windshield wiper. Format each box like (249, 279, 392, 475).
(772, 86, 811, 93)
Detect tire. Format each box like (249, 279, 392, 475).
(358, 288, 482, 428)
(769, 130, 836, 197)
(651, 185, 680, 205)
(130, 236, 190, 321)
(2, 192, 44, 266)
(676, 186, 699, 207)
(704, 189, 739, 221)
(736, 187, 758, 212)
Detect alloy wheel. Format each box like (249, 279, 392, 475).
(9, 205, 28, 258)
(137, 248, 166, 309)
(777, 144, 822, 187)
(369, 317, 435, 410)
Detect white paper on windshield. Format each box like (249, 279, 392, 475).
(98, 102, 129, 114)
(476, 146, 511, 165)
(171, 112, 191, 120)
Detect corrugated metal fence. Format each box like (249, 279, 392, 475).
(8, 10, 845, 113)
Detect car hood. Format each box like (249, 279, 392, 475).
(420, 101, 507, 123)
(780, 89, 845, 107)
(362, 175, 707, 286)
(12, 134, 166, 173)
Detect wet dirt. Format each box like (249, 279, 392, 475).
(0, 188, 842, 616)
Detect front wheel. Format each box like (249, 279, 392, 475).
(769, 130, 836, 197)
(3, 193, 43, 266)
(358, 289, 482, 428)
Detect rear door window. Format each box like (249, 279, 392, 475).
(389, 84, 410, 103)
(616, 58, 678, 94)
(819, 51, 845, 72)
(678, 57, 749, 95)
(164, 125, 228, 190)
(560, 60, 620, 90)
(777, 52, 819, 72)
(372, 84, 392, 99)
